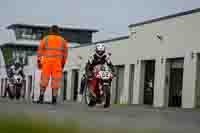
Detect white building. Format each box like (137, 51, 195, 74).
(1, 8, 200, 109)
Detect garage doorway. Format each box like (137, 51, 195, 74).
(195, 54, 200, 107)
(27, 75, 32, 99)
(3, 79, 8, 97)
(128, 64, 135, 104)
(0, 79, 3, 96)
(22, 80, 26, 99)
(167, 58, 184, 107)
(142, 60, 155, 105)
(63, 71, 68, 101)
(71, 69, 79, 101)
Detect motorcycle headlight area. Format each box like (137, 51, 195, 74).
(98, 71, 112, 79)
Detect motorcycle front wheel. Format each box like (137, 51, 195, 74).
(15, 85, 21, 100)
(103, 85, 111, 108)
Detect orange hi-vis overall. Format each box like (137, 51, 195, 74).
(37, 35, 69, 89)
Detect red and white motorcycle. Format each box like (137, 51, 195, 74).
(84, 64, 114, 108)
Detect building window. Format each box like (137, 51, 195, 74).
(15, 28, 43, 40)
(21, 29, 33, 40)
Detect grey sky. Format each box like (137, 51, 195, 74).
(0, 0, 200, 42)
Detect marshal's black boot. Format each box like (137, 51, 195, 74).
(52, 96, 57, 105)
(36, 94, 44, 104)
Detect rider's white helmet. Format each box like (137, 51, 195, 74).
(95, 43, 105, 56)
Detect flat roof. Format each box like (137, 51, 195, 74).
(129, 7, 200, 28)
(0, 43, 38, 48)
(7, 23, 98, 33)
(93, 35, 129, 44)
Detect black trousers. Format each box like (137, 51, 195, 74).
(80, 77, 86, 95)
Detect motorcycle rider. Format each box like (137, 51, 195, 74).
(6, 61, 25, 99)
(11, 61, 25, 79)
(80, 43, 115, 97)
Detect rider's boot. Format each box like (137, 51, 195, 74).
(36, 94, 44, 104)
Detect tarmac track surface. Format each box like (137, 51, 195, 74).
(0, 100, 200, 133)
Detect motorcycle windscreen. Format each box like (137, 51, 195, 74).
(32, 68, 61, 103)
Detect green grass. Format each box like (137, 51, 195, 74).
(0, 113, 160, 133)
(0, 113, 79, 133)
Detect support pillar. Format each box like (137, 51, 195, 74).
(182, 52, 197, 108)
(153, 58, 168, 107)
(67, 70, 73, 101)
(77, 71, 83, 103)
(133, 60, 145, 104)
(24, 76, 30, 101)
(120, 64, 130, 104)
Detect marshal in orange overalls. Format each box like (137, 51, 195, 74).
(37, 35, 68, 89)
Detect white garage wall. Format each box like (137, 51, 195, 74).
(22, 10, 200, 108)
